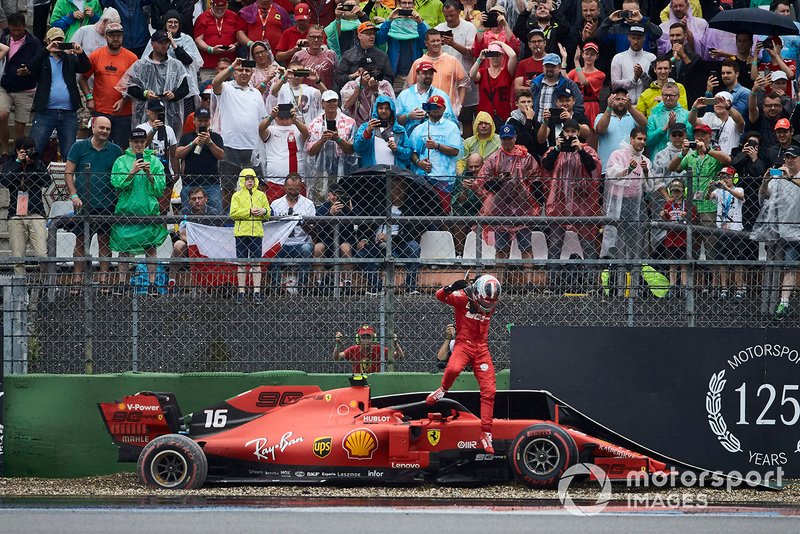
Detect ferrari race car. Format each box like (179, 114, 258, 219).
(98, 376, 669, 490)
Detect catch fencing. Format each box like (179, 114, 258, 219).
(1, 168, 798, 375)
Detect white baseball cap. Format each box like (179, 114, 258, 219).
(714, 90, 733, 103)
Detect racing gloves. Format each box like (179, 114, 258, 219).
(443, 279, 469, 294)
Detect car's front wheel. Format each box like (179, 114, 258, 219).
(137, 434, 208, 490)
(509, 424, 577, 488)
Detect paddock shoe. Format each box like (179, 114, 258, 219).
(480, 432, 494, 454)
(426, 387, 446, 406)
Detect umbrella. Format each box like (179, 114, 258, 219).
(708, 8, 800, 36)
(340, 164, 444, 217)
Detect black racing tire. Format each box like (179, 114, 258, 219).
(136, 434, 208, 490)
(509, 423, 578, 488)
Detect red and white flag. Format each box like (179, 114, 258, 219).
(186, 219, 299, 259)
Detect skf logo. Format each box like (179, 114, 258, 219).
(342, 429, 378, 460)
(427, 429, 441, 447)
(313, 437, 332, 459)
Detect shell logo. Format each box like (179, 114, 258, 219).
(342, 429, 378, 460)
(117, 403, 125, 410)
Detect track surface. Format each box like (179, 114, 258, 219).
(2, 499, 800, 534)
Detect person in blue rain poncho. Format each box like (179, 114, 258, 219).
(408, 94, 463, 213)
(353, 94, 413, 168)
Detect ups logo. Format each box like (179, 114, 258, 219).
(313, 436, 332, 459)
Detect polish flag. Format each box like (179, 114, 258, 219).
(185, 219, 300, 286)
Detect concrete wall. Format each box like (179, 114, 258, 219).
(4, 371, 510, 478)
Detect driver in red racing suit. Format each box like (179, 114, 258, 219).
(426, 274, 501, 454)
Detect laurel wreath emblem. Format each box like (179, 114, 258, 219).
(706, 370, 742, 453)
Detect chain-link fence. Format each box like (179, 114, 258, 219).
(1, 167, 799, 375)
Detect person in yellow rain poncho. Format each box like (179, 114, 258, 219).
(230, 168, 270, 303)
(110, 127, 168, 293)
(457, 111, 499, 173)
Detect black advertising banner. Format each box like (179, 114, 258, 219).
(511, 327, 800, 477)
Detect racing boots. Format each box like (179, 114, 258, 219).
(426, 387, 447, 406)
(480, 432, 494, 454)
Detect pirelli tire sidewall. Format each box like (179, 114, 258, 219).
(510, 423, 578, 488)
(137, 434, 208, 490)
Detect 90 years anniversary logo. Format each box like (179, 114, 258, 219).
(706, 343, 800, 469)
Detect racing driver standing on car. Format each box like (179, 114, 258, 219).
(427, 274, 501, 454)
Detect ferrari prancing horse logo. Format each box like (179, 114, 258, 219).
(427, 429, 441, 447)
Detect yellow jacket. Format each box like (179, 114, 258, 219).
(637, 81, 688, 118)
(230, 175, 270, 237)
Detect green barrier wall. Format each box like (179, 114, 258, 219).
(4, 371, 510, 478)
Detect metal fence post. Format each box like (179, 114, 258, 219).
(131, 290, 139, 372)
(684, 169, 696, 327)
(2, 276, 28, 375)
(81, 165, 94, 373)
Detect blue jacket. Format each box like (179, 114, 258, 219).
(376, 19, 428, 75)
(354, 95, 413, 169)
(529, 73, 585, 116)
(101, 0, 152, 50)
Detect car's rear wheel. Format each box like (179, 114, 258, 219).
(509, 424, 577, 488)
(137, 434, 208, 490)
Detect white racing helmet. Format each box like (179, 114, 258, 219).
(471, 274, 501, 313)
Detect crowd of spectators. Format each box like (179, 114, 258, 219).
(3, 0, 800, 314)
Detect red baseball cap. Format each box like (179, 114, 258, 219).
(775, 118, 792, 130)
(357, 324, 375, 336)
(427, 95, 446, 107)
(416, 61, 437, 72)
(211, 0, 227, 7)
(694, 123, 712, 135)
(294, 3, 310, 20)
(583, 42, 599, 53)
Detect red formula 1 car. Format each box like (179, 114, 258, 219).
(98, 376, 670, 490)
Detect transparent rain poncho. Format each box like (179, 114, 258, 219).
(116, 55, 188, 135)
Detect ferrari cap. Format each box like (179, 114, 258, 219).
(416, 61, 437, 72)
(294, 3, 310, 20)
(427, 95, 446, 107)
(718, 166, 736, 176)
(358, 324, 375, 335)
(775, 118, 791, 130)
